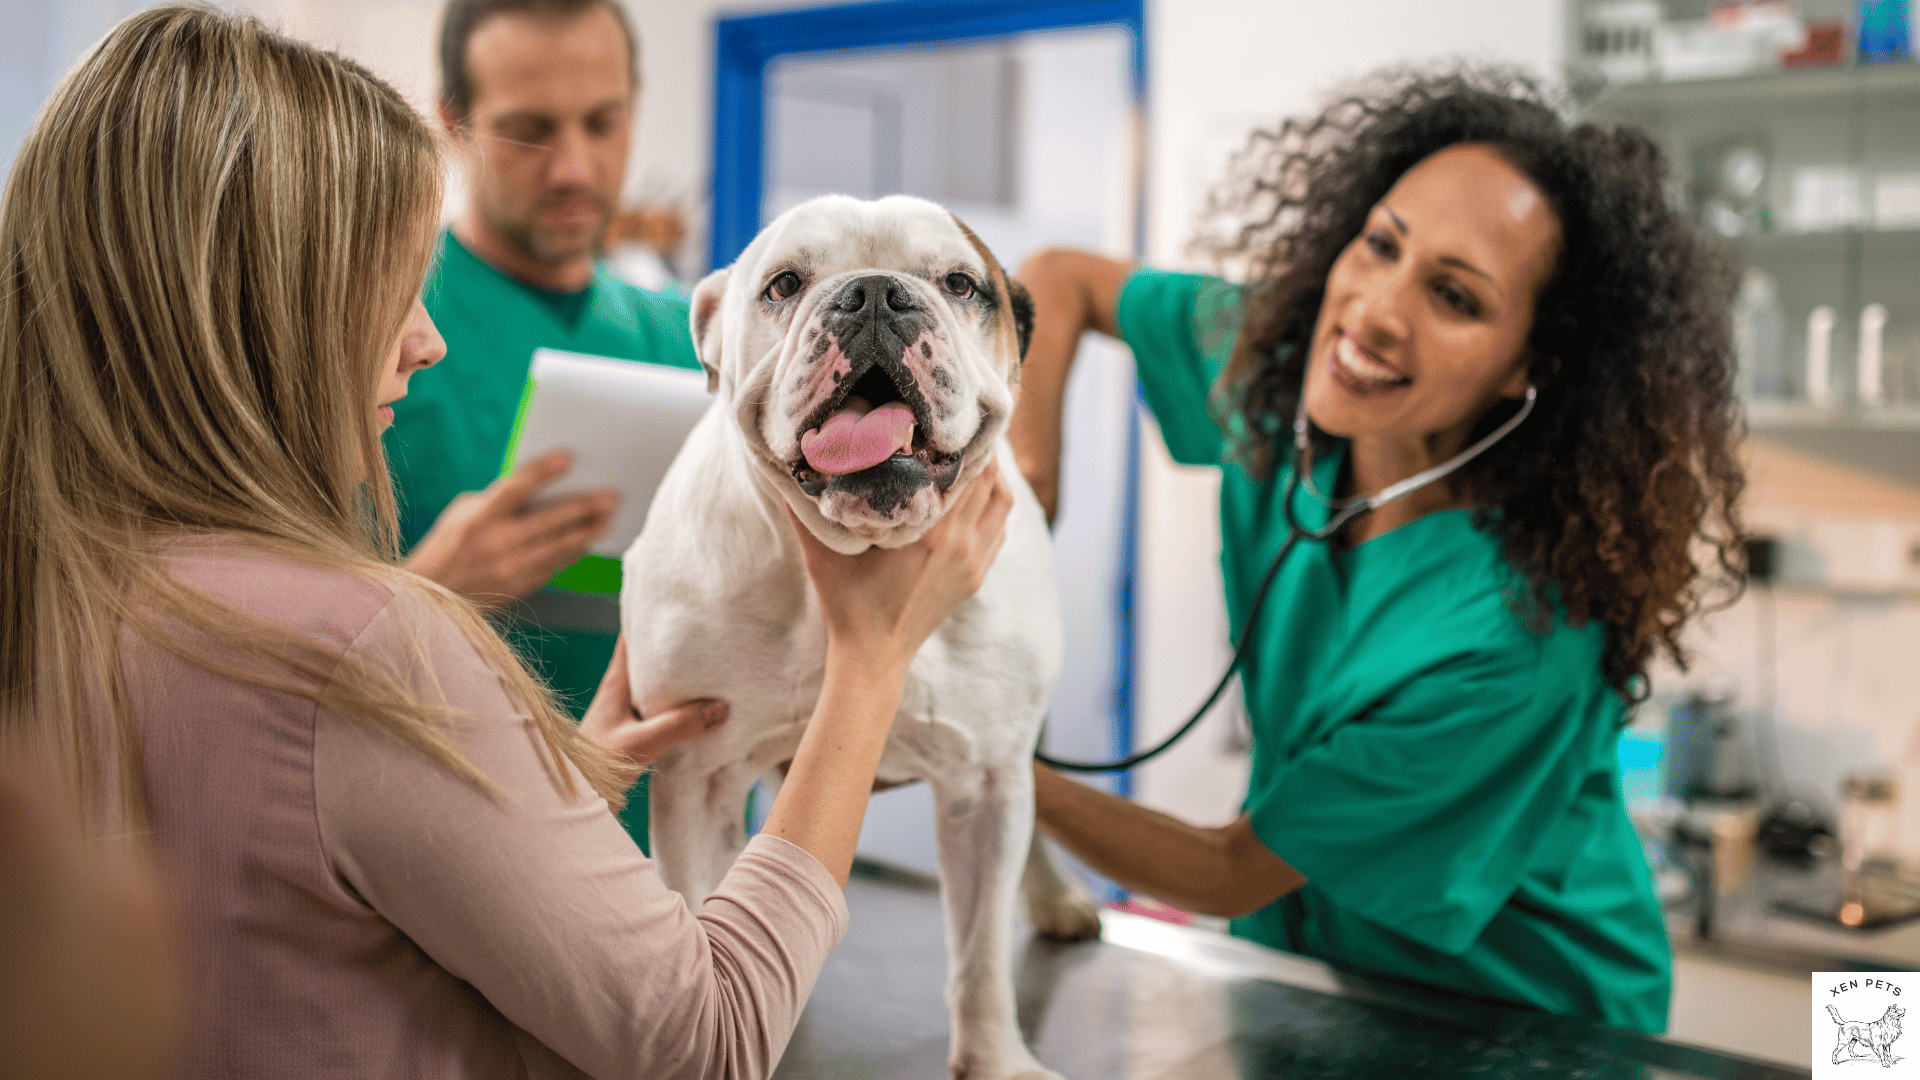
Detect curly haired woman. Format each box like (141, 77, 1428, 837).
(1014, 69, 1745, 1032)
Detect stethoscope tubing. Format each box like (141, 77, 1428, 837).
(1035, 385, 1537, 774)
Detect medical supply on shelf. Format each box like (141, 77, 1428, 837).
(1860, 303, 1889, 405)
(1733, 268, 1788, 399)
(1858, 0, 1914, 62)
(1808, 305, 1837, 407)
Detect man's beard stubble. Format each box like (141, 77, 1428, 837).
(492, 186, 613, 267)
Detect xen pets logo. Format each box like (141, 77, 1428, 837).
(1817, 972, 1918, 1076)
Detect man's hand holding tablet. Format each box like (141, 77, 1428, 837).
(403, 349, 713, 607)
(404, 449, 617, 607)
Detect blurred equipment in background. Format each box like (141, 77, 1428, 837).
(1665, 691, 1756, 802)
(1837, 773, 1901, 924)
(604, 203, 686, 291)
(1758, 796, 1835, 864)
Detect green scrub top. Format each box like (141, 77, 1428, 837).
(1116, 269, 1672, 1033)
(383, 228, 700, 853)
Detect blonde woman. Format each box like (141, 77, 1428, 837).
(0, 7, 1010, 1079)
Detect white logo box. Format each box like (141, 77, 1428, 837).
(1816, 972, 1919, 1077)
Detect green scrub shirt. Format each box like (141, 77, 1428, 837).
(384, 229, 700, 853)
(1116, 269, 1672, 1033)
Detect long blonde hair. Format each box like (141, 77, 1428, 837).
(0, 5, 633, 829)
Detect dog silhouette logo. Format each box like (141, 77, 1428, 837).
(1829, 1003, 1905, 1068)
(1819, 973, 1919, 1076)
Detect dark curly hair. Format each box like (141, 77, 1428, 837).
(1200, 67, 1746, 699)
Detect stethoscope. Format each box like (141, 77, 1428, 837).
(1035, 382, 1538, 773)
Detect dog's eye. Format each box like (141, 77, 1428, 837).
(765, 271, 803, 302)
(942, 272, 976, 300)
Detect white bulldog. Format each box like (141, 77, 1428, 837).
(621, 194, 1100, 1080)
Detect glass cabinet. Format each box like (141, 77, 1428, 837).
(1569, 0, 1920, 485)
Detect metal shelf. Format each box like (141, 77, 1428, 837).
(1748, 401, 1920, 430)
(1588, 60, 1920, 111)
(1733, 227, 1920, 259)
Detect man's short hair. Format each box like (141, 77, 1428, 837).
(438, 0, 639, 122)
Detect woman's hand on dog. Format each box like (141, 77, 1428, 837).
(790, 462, 1013, 674)
(581, 636, 729, 767)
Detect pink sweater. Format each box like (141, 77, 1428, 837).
(128, 541, 847, 1079)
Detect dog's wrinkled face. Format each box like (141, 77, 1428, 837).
(690, 195, 1033, 551)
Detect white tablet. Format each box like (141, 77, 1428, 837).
(502, 347, 712, 558)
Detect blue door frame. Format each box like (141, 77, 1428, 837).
(708, 0, 1145, 269)
(707, 0, 1148, 793)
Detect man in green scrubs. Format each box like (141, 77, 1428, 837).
(386, 0, 697, 851)
(1113, 269, 1671, 1032)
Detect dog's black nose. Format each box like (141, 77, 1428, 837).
(821, 274, 930, 375)
(830, 275, 920, 315)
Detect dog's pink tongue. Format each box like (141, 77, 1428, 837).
(801, 398, 916, 476)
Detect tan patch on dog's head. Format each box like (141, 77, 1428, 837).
(948, 213, 1035, 364)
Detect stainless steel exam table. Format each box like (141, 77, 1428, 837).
(772, 862, 1809, 1080)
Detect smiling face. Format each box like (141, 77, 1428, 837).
(1303, 143, 1561, 455)
(692, 195, 1031, 550)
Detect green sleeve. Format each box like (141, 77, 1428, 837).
(1114, 269, 1242, 467)
(600, 285, 699, 373)
(1246, 639, 1601, 957)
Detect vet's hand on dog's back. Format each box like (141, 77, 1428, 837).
(788, 462, 1013, 675)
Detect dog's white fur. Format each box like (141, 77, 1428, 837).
(621, 195, 1099, 1080)
(1829, 1003, 1905, 1067)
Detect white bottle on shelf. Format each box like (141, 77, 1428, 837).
(1732, 269, 1786, 399)
(1807, 305, 1836, 408)
(1859, 303, 1888, 407)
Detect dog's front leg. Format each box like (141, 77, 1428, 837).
(647, 758, 760, 910)
(931, 763, 1061, 1080)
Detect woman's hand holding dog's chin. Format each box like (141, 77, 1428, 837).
(790, 462, 1013, 676)
(771, 465, 1011, 887)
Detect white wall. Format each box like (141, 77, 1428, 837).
(0, 0, 152, 182)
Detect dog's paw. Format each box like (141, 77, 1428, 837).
(953, 1066, 1064, 1080)
(1029, 891, 1102, 943)
(951, 1048, 1065, 1080)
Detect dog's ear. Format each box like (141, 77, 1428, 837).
(1007, 278, 1035, 361)
(689, 268, 731, 395)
